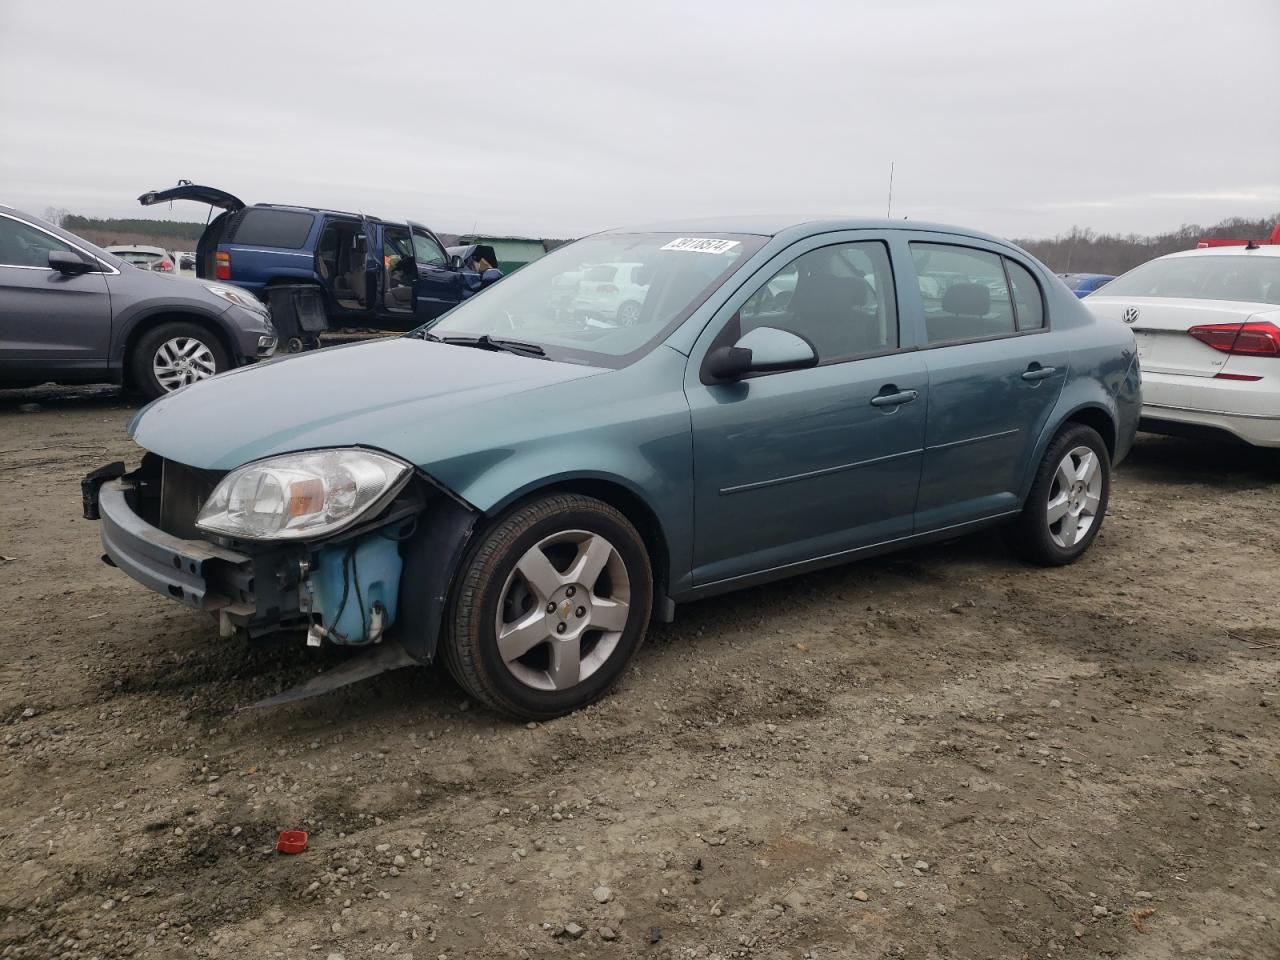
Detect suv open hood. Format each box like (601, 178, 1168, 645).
(138, 183, 245, 212)
(128, 337, 607, 472)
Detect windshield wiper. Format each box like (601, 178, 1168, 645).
(438, 334, 547, 358)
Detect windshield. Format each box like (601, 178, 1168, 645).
(1102, 254, 1280, 304)
(423, 232, 765, 366)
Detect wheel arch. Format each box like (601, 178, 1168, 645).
(1059, 404, 1116, 459)
(118, 310, 238, 389)
(487, 474, 673, 604)
(1019, 398, 1118, 504)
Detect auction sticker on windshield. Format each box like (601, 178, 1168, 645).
(660, 237, 741, 254)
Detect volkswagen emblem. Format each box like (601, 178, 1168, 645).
(1122, 306, 1140, 325)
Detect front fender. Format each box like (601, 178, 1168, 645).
(110, 301, 254, 364)
(419, 349, 696, 599)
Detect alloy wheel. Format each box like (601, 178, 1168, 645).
(493, 529, 631, 692)
(1046, 444, 1102, 548)
(152, 337, 217, 391)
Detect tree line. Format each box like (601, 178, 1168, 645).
(44, 209, 1278, 277)
(58, 214, 207, 245)
(1016, 213, 1279, 276)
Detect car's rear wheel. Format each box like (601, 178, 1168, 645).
(1006, 423, 1110, 566)
(131, 321, 228, 399)
(442, 493, 653, 720)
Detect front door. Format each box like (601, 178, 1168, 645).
(0, 212, 111, 381)
(686, 235, 928, 588)
(409, 222, 465, 321)
(903, 236, 1068, 530)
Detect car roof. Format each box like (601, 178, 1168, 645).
(105, 244, 168, 254)
(252, 202, 400, 225)
(1157, 245, 1280, 260)
(604, 214, 1015, 244)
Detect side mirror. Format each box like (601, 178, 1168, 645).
(704, 326, 817, 381)
(450, 254, 464, 271)
(49, 251, 93, 276)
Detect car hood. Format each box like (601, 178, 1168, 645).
(129, 338, 608, 471)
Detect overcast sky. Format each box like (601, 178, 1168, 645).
(2, 0, 1276, 240)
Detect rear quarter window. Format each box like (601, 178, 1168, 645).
(230, 208, 315, 249)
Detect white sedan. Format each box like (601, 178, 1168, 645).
(1083, 244, 1280, 447)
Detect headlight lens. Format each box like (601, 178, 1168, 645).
(196, 449, 410, 541)
(203, 283, 267, 315)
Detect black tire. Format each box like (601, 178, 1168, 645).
(130, 321, 229, 400)
(442, 494, 653, 720)
(1005, 423, 1111, 566)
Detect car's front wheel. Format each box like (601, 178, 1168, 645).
(616, 300, 642, 326)
(131, 321, 228, 399)
(1006, 423, 1111, 566)
(442, 494, 653, 720)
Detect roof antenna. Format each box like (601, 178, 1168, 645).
(1246, 239, 1260, 250)
(886, 161, 895, 219)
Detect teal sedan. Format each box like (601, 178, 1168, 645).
(85, 217, 1141, 719)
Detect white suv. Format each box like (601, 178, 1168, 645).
(1083, 244, 1280, 447)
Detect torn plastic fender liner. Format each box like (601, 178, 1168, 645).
(395, 493, 479, 664)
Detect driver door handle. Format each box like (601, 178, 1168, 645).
(870, 389, 919, 408)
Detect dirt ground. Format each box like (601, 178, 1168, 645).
(0, 383, 1276, 960)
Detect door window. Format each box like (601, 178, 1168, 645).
(230, 208, 314, 249)
(738, 241, 898, 363)
(1005, 259, 1045, 329)
(412, 230, 447, 267)
(0, 216, 74, 268)
(910, 243, 1016, 344)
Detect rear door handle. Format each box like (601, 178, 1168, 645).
(870, 389, 920, 408)
(1021, 364, 1056, 382)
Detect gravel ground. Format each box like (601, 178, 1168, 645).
(0, 383, 1277, 960)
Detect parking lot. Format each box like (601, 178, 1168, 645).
(0, 384, 1274, 959)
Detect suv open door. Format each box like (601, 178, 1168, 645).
(138, 183, 246, 281)
(138, 182, 245, 212)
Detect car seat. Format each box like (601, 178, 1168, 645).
(787, 262, 878, 359)
(926, 283, 991, 342)
(341, 238, 367, 307)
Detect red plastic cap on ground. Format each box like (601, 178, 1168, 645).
(276, 830, 308, 854)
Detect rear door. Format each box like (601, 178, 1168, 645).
(409, 221, 465, 320)
(138, 183, 245, 210)
(0, 212, 112, 376)
(138, 183, 246, 280)
(904, 235, 1069, 531)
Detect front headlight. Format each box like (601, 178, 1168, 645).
(203, 283, 267, 314)
(196, 449, 411, 541)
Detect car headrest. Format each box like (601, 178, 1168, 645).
(942, 283, 990, 316)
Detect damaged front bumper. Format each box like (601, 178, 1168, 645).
(83, 458, 477, 665)
(97, 476, 257, 618)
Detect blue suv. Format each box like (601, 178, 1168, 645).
(140, 183, 481, 343)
